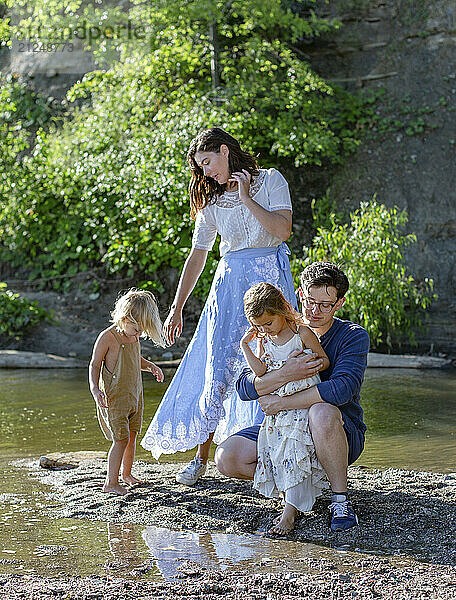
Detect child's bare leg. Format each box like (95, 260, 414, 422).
(268, 503, 298, 536)
(121, 431, 142, 485)
(104, 438, 129, 495)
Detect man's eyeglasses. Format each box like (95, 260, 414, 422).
(301, 297, 338, 313)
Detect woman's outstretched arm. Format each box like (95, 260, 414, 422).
(163, 248, 208, 345)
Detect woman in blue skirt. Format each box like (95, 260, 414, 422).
(141, 127, 297, 485)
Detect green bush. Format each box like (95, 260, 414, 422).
(0, 0, 378, 297)
(0, 283, 50, 339)
(6, 0, 363, 166)
(0, 74, 51, 173)
(291, 199, 436, 348)
(0, 81, 226, 295)
(0, 73, 53, 129)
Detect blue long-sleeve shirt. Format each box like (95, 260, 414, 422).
(236, 318, 370, 434)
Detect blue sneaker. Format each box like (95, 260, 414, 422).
(329, 500, 359, 531)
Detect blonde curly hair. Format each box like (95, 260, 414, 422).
(111, 288, 165, 346)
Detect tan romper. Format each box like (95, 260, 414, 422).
(97, 325, 143, 441)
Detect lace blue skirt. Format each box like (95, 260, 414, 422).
(141, 243, 297, 459)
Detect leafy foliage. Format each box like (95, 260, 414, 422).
(291, 199, 436, 348)
(7, 0, 366, 165)
(0, 74, 227, 294)
(0, 73, 53, 128)
(0, 73, 53, 172)
(0, 0, 375, 299)
(0, 283, 50, 339)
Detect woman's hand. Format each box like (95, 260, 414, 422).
(163, 308, 183, 346)
(240, 326, 257, 348)
(229, 169, 251, 201)
(229, 171, 292, 241)
(258, 394, 284, 416)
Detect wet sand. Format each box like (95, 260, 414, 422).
(2, 457, 456, 599)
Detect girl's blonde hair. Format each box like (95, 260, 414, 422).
(111, 288, 165, 346)
(243, 282, 302, 336)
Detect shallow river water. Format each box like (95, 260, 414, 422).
(0, 367, 455, 579)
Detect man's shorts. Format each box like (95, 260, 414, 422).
(233, 412, 364, 466)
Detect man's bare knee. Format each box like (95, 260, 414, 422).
(214, 442, 237, 477)
(309, 403, 344, 436)
(214, 435, 257, 480)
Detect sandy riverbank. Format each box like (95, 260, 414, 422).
(2, 458, 456, 599)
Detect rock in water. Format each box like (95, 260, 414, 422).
(39, 451, 106, 470)
(39, 456, 78, 470)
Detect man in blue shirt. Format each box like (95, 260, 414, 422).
(214, 261, 369, 533)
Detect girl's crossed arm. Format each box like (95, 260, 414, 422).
(240, 328, 267, 377)
(299, 326, 330, 372)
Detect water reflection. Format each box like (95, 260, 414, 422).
(107, 523, 138, 560)
(140, 525, 345, 580)
(142, 527, 218, 578)
(0, 457, 425, 582)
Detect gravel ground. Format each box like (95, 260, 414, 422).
(15, 458, 456, 564)
(2, 458, 456, 599)
(1, 557, 456, 600)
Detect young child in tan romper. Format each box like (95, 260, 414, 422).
(89, 289, 165, 495)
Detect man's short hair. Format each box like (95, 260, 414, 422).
(300, 261, 349, 299)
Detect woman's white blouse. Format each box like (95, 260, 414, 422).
(191, 168, 292, 257)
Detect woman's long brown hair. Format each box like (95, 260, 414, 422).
(187, 127, 259, 219)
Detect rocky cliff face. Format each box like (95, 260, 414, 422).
(7, 37, 96, 99)
(2, 0, 455, 354)
(299, 0, 456, 354)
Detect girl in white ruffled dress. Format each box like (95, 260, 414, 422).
(241, 283, 330, 535)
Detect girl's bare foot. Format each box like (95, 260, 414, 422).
(122, 474, 143, 486)
(268, 503, 298, 536)
(103, 482, 128, 496)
